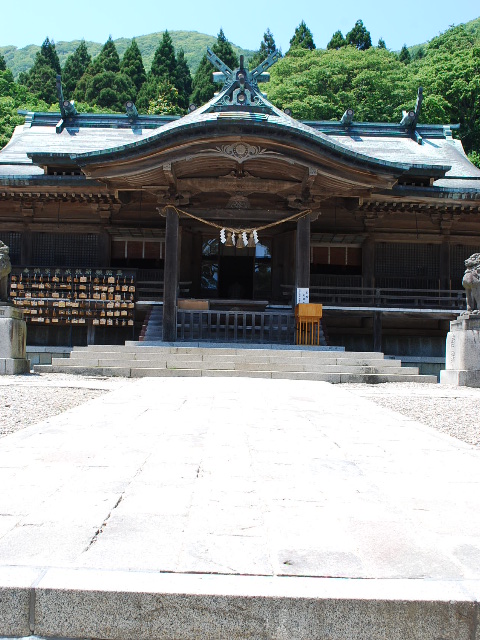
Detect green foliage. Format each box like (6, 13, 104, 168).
(74, 37, 135, 109)
(191, 29, 238, 107)
(288, 21, 316, 52)
(0, 69, 49, 148)
(399, 44, 411, 64)
(121, 39, 146, 95)
(150, 31, 177, 80)
(0, 54, 6, 72)
(62, 40, 91, 98)
(1, 33, 255, 79)
(84, 71, 135, 111)
(18, 37, 61, 103)
(327, 31, 346, 51)
(268, 46, 412, 121)
(92, 36, 120, 73)
(468, 151, 480, 169)
(136, 32, 191, 112)
(377, 38, 387, 49)
(175, 49, 192, 109)
(415, 24, 480, 151)
(146, 81, 182, 115)
(346, 20, 372, 50)
(214, 29, 239, 70)
(39, 37, 61, 74)
(249, 29, 278, 68)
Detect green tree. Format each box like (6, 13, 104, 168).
(147, 80, 182, 115)
(327, 31, 346, 50)
(150, 31, 177, 81)
(18, 37, 61, 103)
(414, 25, 480, 152)
(346, 20, 372, 50)
(121, 39, 146, 95)
(39, 37, 61, 74)
(74, 37, 134, 109)
(399, 44, 411, 64)
(62, 40, 91, 98)
(0, 54, 6, 72)
(0, 68, 49, 148)
(288, 21, 316, 51)
(190, 29, 238, 106)
(268, 46, 411, 121)
(175, 49, 192, 109)
(92, 36, 120, 73)
(84, 71, 135, 110)
(468, 151, 480, 169)
(377, 38, 387, 49)
(250, 28, 277, 68)
(412, 46, 425, 61)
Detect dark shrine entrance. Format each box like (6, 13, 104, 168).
(218, 255, 254, 299)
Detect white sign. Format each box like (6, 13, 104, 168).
(296, 288, 309, 304)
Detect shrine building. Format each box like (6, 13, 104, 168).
(1, 49, 480, 363)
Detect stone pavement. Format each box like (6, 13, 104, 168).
(1, 376, 480, 639)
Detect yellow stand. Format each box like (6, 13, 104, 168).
(295, 303, 323, 345)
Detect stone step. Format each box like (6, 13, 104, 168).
(49, 357, 414, 375)
(65, 352, 399, 368)
(36, 363, 436, 383)
(36, 344, 436, 383)
(70, 345, 379, 358)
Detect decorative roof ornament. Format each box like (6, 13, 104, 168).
(400, 87, 424, 144)
(206, 47, 281, 114)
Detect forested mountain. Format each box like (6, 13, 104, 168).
(0, 31, 254, 78)
(0, 19, 479, 167)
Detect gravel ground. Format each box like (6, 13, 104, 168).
(0, 373, 133, 437)
(0, 374, 479, 449)
(344, 382, 480, 448)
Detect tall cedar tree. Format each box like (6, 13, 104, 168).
(327, 30, 346, 50)
(345, 20, 372, 50)
(191, 29, 238, 106)
(175, 49, 193, 109)
(18, 37, 61, 103)
(0, 54, 6, 72)
(399, 44, 411, 64)
(74, 37, 135, 110)
(249, 29, 277, 68)
(137, 31, 182, 112)
(62, 41, 91, 98)
(288, 21, 316, 52)
(121, 39, 146, 95)
(150, 31, 177, 80)
(92, 36, 120, 73)
(377, 38, 387, 49)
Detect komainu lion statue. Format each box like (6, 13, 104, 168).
(0, 241, 11, 302)
(462, 253, 480, 313)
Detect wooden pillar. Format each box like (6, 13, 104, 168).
(163, 208, 179, 342)
(373, 311, 382, 353)
(295, 214, 311, 290)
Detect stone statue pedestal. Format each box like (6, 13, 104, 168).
(0, 304, 30, 374)
(440, 314, 480, 386)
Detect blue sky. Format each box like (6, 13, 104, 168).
(2, 0, 479, 52)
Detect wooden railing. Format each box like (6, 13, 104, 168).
(282, 285, 466, 310)
(177, 310, 295, 343)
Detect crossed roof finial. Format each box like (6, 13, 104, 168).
(205, 47, 281, 112)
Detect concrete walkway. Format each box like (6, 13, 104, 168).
(1, 377, 480, 639)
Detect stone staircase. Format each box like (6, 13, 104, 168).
(35, 344, 437, 383)
(140, 305, 163, 341)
